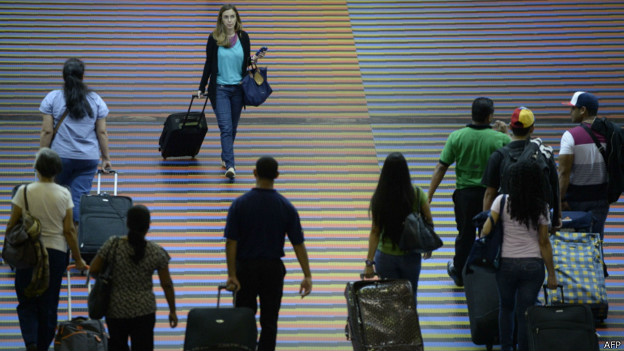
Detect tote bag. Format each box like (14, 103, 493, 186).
(242, 63, 272, 106)
(88, 237, 120, 319)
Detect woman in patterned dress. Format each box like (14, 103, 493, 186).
(89, 205, 177, 351)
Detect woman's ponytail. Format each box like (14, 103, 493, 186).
(62, 58, 93, 119)
(126, 205, 150, 263)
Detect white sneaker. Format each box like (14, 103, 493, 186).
(225, 167, 236, 179)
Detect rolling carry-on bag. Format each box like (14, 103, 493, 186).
(54, 264, 108, 351)
(550, 231, 608, 322)
(183, 285, 257, 351)
(462, 264, 500, 351)
(159, 94, 209, 159)
(79, 170, 132, 263)
(526, 285, 598, 351)
(345, 277, 423, 351)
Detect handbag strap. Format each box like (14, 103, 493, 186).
(23, 184, 29, 212)
(52, 110, 69, 141)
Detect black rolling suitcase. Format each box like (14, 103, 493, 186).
(79, 170, 132, 263)
(159, 95, 209, 159)
(345, 277, 424, 351)
(183, 285, 257, 351)
(54, 264, 108, 351)
(526, 285, 599, 351)
(462, 264, 500, 351)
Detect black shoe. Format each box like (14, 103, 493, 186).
(447, 260, 464, 287)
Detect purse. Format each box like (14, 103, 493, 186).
(398, 188, 443, 253)
(241, 62, 272, 106)
(2, 184, 42, 269)
(87, 237, 120, 319)
(466, 195, 506, 273)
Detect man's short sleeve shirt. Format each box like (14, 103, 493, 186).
(439, 126, 511, 189)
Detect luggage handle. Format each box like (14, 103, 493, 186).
(66, 264, 91, 320)
(97, 169, 118, 196)
(182, 94, 209, 128)
(217, 284, 237, 308)
(543, 284, 565, 305)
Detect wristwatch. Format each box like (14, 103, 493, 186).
(365, 259, 375, 267)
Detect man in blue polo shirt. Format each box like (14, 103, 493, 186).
(225, 156, 312, 351)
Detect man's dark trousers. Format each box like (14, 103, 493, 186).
(236, 259, 286, 351)
(452, 187, 486, 275)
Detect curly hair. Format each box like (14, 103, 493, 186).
(369, 152, 415, 247)
(62, 58, 93, 120)
(506, 159, 549, 230)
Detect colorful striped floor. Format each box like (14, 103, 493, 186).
(1, 0, 624, 350)
(0, 120, 623, 350)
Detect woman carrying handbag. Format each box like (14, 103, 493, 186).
(363, 152, 435, 306)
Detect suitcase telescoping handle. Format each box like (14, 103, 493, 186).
(66, 264, 91, 320)
(543, 284, 565, 305)
(217, 284, 238, 308)
(182, 94, 210, 128)
(97, 169, 118, 196)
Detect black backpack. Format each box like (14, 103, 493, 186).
(498, 138, 555, 207)
(581, 118, 624, 204)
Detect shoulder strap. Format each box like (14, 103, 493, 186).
(52, 110, 69, 138)
(23, 184, 29, 212)
(580, 123, 607, 162)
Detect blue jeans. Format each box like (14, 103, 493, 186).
(567, 199, 610, 239)
(55, 158, 99, 221)
(496, 257, 544, 351)
(15, 249, 69, 351)
(214, 84, 243, 169)
(374, 250, 422, 306)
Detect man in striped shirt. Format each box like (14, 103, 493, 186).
(558, 91, 610, 240)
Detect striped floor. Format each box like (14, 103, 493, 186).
(0, 120, 623, 350)
(1, 0, 624, 350)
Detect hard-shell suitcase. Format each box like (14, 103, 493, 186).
(79, 170, 132, 263)
(183, 285, 257, 351)
(462, 264, 500, 351)
(54, 264, 108, 351)
(345, 277, 424, 351)
(525, 285, 598, 351)
(550, 231, 608, 322)
(159, 95, 209, 159)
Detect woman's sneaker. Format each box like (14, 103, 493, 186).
(225, 167, 236, 179)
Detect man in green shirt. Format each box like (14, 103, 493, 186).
(428, 97, 511, 286)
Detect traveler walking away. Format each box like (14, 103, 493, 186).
(40, 58, 112, 223)
(482, 106, 561, 230)
(89, 205, 178, 351)
(364, 152, 435, 304)
(428, 97, 510, 286)
(481, 159, 557, 351)
(5, 148, 87, 351)
(224, 156, 312, 351)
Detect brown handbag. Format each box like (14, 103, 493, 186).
(2, 184, 42, 269)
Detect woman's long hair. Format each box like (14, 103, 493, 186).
(213, 4, 243, 47)
(62, 58, 93, 120)
(369, 152, 415, 247)
(506, 159, 549, 230)
(126, 205, 150, 263)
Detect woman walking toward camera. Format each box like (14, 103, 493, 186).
(197, 4, 265, 179)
